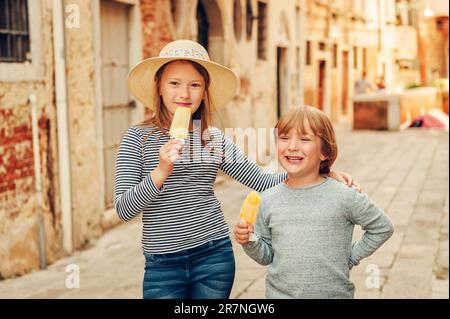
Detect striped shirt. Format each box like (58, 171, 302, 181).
(114, 125, 286, 254)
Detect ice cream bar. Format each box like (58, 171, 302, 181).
(239, 191, 261, 224)
(169, 107, 191, 140)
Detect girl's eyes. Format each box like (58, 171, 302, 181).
(168, 82, 202, 88)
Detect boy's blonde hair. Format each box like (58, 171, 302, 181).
(275, 105, 338, 174)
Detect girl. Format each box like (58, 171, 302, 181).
(234, 105, 394, 298)
(115, 40, 357, 299)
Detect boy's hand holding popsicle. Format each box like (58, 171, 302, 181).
(234, 191, 261, 245)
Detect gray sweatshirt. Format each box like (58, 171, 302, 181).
(243, 177, 394, 299)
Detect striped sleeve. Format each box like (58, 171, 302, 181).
(219, 132, 287, 192)
(114, 127, 162, 221)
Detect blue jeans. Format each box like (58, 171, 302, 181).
(143, 237, 235, 299)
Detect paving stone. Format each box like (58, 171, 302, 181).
(431, 278, 449, 293)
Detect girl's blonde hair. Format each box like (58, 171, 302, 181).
(139, 60, 213, 147)
(275, 105, 338, 174)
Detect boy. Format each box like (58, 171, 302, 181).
(233, 105, 394, 298)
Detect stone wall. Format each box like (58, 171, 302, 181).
(64, 0, 103, 249)
(141, 0, 174, 59)
(0, 0, 63, 278)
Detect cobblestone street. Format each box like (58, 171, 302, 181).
(0, 122, 448, 299)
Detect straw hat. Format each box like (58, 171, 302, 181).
(128, 40, 238, 110)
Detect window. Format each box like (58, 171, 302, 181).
(295, 46, 301, 105)
(407, 2, 416, 27)
(397, 59, 414, 70)
(395, 0, 416, 27)
(295, 6, 301, 42)
(333, 44, 338, 68)
(362, 47, 367, 70)
(197, 0, 208, 50)
(0, 0, 30, 63)
(257, 1, 267, 60)
(353, 46, 358, 69)
(436, 18, 446, 30)
(305, 40, 311, 66)
(233, 0, 242, 42)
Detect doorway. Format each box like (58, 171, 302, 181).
(196, 0, 225, 64)
(341, 51, 348, 114)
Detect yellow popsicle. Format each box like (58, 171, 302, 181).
(239, 191, 261, 224)
(169, 107, 191, 139)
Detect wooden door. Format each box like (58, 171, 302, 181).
(100, 0, 134, 208)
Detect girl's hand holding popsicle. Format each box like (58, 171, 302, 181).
(151, 139, 184, 188)
(167, 106, 191, 163)
(151, 107, 191, 188)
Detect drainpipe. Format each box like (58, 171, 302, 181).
(52, 0, 73, 254)
(30, 94, 47, 269)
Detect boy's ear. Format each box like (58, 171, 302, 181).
(320, 154, 327, 161)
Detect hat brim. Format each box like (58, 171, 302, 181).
(128, 57, 238, 110)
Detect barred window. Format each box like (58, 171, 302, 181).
(0, 0, 30, 63)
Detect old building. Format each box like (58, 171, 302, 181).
(1, 0, 442, 278)
(416, 0, 449, 84)
(0, 0, 146, 278)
